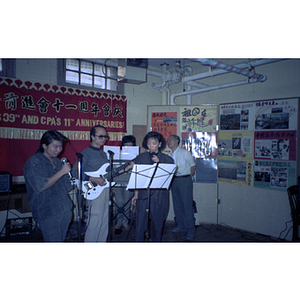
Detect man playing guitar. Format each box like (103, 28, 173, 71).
(72, 125, 112, 242)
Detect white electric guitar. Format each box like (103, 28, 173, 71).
(76, 160, 133, 200)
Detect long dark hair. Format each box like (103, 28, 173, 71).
(142, 131, 166, 151)
(36, 130, 68, 153)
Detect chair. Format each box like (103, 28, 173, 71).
(287, 185, 300, 241)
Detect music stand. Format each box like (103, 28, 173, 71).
(107, 150, 115, 242)
(75, 152, 83, 242)
(111, 159, 132, 230)
(127, 163, 177, 241)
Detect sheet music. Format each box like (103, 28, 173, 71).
(126, 163, 177, 190)
(104, 145, 120, 159)
(150, 164, 177, 189)
(104, 145, 139, 160)
(120, 146, 139, 160)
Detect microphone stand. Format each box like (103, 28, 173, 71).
(107, 150, 114, 242)
(145, 161, 159, 242)
(75, 152, 83, 242)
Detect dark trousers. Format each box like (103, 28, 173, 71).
(38, 210, 72, 242)
(171, 176, 195, 237)
(135, 192, 169, 242)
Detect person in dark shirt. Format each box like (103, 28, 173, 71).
(131, 131, 174, 242)
(23, 130, 73, 242)
(72, 125, 111, 242)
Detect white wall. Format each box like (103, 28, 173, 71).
(16, 59, 57, 84)
(163, 59, 299, 240)
(124, 74, 163, 134)
(12, 58, 299, 240)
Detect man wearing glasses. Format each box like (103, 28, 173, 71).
(72, 125, 110, 242)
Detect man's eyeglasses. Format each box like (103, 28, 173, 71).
(95, 135, 109, 139)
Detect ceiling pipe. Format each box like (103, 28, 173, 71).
(147, 69, 163, 77)
(189, 58, 267, 82)
(147, 61, 193, 89)
(186, 84, 192, 105)
(183, 59, 284, 83)
(170, 59, 285, 105)
(170, 79, 260, 105)
(147, 59, 286, 105)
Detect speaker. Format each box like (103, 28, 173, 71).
(0, 171, 12, 193)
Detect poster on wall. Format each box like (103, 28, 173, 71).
(0, 77, 127, 178)
(254, 160, 297, 189)
(219, 102, 255, 131)
(180, 105, 217, 132)
(254, 130, 297, 161)
(218, 131, 254, 160)
(181, 131, 218, 158)
(151, 112, 177, 143)
(218, 159, 253, 187)
(181, 131, 218, 183)
(195, 158, 217, 183)
(254, 98, 298, 130)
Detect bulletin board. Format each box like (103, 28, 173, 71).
(148, 98, 299, 189)
(148, 105, 218, 183)
(218, 97, 299, 190)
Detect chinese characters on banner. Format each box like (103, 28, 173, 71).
(180, 105, 217, 132)
(218, 98, 298, 189)
(0, 77, 127, 177)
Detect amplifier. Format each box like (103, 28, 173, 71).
(0, 171, 12, 193)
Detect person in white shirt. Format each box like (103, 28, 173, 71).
(167, 135, 196, 241)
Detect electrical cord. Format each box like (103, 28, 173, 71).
(277, 216, 293, 241)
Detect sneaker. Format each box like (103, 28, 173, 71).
(172, 227, 186, 233)
(185, 235, 194, 241)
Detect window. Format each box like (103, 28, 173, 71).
(0, 59, 15, 78)
(64, 59, 119, 92)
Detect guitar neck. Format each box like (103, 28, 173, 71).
(103, 160, 133, 180)
(114, 160, 132, 173)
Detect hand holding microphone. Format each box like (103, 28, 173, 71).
(150, 152, 159, 163)
(61, 157, 73, 179)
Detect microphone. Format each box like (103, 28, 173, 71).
(150, 152, 157, 157)
(108, 150, 115, 157)
(61, 157, 73, 180)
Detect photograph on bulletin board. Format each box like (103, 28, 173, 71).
(218, 159, 253, 187)
(219, 102, 255, 131)
(254, 98, 298, 130)
(253, 160, 297, 189)
(195, 158, 217, 183)
(218, 131, 254, 161)
(181, 131, 218, 158)
(254, 130, 297, 161)
(180, 105, 217, 132)
(181, 131, 218, 183)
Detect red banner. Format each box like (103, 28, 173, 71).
(0, 77, 127, 179)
